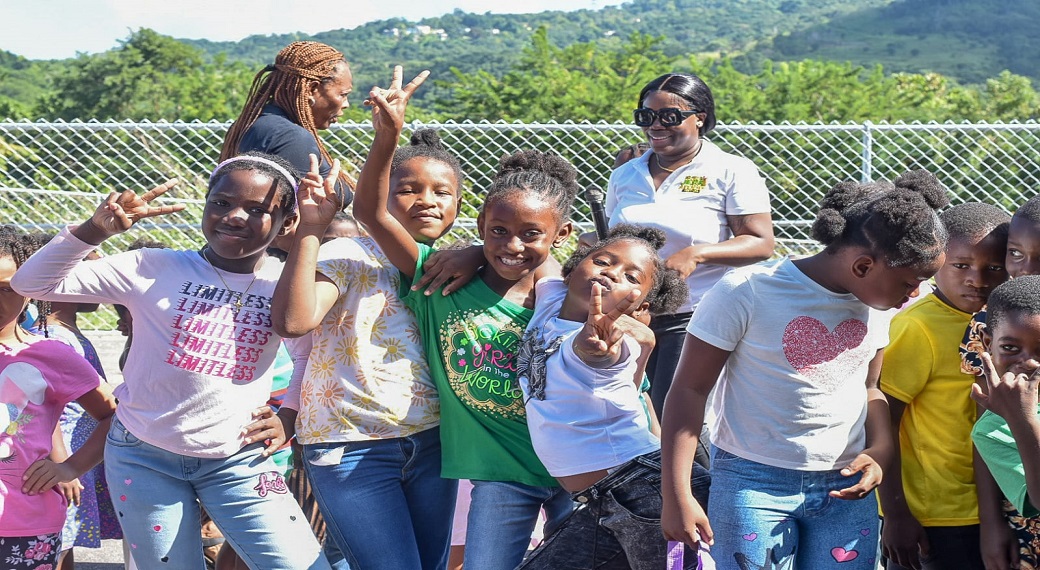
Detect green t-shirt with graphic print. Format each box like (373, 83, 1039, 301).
(402, 244, 556, 487)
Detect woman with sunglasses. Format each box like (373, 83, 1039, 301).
(604, 72, 775, 425)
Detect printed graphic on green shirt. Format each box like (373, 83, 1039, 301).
(441, 308, 527, 421)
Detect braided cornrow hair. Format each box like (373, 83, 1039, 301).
(484, 150, 580, 224)
(0, 226, 47, 335)
(221, 41, 351, 186)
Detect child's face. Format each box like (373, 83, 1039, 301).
(323, 219, 361, 242)
(0, 256, 27, 330)
(848, 252, 945, 310)
(202, 170, 292, 271)
(933, 233, 1008, 314)
(478, 191, 572, 282)
(561, 239, 653, 321)
(1006, 217, 1040, 278)
(987, 312, 1040, 377)
(388, 157, 459, 244)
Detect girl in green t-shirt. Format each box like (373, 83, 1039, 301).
(353, 66, 579, 570)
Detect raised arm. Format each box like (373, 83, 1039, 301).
(271, 154, 343, 337)
(12, 181, 183, 301)
(351, 66, 430, 278)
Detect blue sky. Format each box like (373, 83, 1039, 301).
(2, 0, 625, 60)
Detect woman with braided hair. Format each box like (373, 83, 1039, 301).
(222, 41, 354, 207)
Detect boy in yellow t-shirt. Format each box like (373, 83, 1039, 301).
(879, 203, 1010, 570)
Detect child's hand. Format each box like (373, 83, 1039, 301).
(242, 406, 288, 457)
(573, 284, 641, 367)
(980, 516, 1019, 570)
(297, 154, 343, 229)
(56, 478, 84, 506)
(661, 492, 713, 548)
(828, 453, 882, 500)
(79, 180, 185, 244)
(365, 65, 430, 135)
(413, 246, 483, 296)
(972, 352, 1040, 424)
(881, 510, 930, 570)
(614, 314, 654, 347)
(21, 458, 78, 496)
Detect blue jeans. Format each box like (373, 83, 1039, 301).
(463, 479, 574, 570)
(709, 447, 879, 570)
(519, 449, 711, 570)
(303, 426, 457, 570)
(104, 417, 329, 570)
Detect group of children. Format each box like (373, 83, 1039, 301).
(1, 62, 1040, 570)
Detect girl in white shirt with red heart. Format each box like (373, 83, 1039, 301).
(661, 171, 950, 570)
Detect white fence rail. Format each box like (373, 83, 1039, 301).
(3, 119, 1038, 325)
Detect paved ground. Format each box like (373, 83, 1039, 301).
(77, 331, 128, 568)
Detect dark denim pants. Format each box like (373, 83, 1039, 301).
(518, 449, 711, 570)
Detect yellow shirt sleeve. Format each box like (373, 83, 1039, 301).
(880, 313, 934, 404)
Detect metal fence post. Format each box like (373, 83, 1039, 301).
(861, 120, 874, 183)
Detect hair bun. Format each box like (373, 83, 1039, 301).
(410, 129, 445, 150)
(810, 208, 848, 245)
(893, 169, 949, 210)
(606, 224, 667, 250)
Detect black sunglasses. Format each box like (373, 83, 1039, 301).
(633, 107, 700, 127)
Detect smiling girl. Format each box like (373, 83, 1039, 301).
(12, 152, 331, 569)
(271, 129, 465, 569)
(352, 67, 578, 570)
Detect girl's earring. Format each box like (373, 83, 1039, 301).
(696, 121, 704, 127)
(308, 97, 315, 106)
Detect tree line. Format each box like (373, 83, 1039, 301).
(3, 27, 1035, 124)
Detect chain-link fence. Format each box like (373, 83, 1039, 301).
(3, 119, 1039, 327)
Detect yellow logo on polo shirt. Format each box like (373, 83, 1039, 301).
(680, 176, 707, 193)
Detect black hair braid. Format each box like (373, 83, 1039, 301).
(390, 128, 465, 193)
(812, 170, 949, 267)
(0, 226, 48, 334)
(484, 150, 579, 222)
(562, 224, 689, 315)
(987, 275, 1040, 332)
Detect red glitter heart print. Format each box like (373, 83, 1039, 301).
(782, 316, 868, 372)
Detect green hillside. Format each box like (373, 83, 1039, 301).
(182, 0, 903, 103)
(3, 0, 1039, 120)
(180, 0, 1039, 91)
(766, 0, 1040, 84)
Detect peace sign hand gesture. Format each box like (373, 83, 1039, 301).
(573, 284, 641, 368)
(296, 153, 343, 230)
(365, 65, 430, 136)
(76, 180, 184, 245)
(971, 351, 1040, 422)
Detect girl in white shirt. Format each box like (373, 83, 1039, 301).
(517, 224, 710, 569)
(12, 152, 331, 570)
(661, 171, 950, 569)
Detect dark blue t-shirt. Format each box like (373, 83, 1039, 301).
(238, 104, 353, 207)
